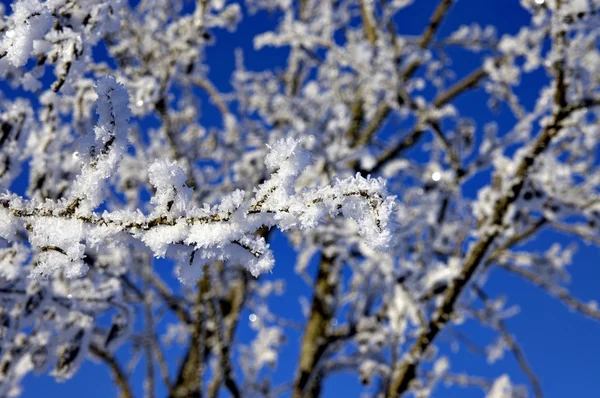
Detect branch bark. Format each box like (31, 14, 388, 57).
(169, 277, 208, 398)
(292, 254, 337, 398)
(90, 343, 134, 398)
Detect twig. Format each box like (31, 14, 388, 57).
(147, 273, 192, 325)
(90, 343, 134, 398)
(367, 64, 488, 175)
(349, 0, 457, 154)
(190, 76, 230, 118)
(472, 286, 544, 398)
(499, 263, 600, 322)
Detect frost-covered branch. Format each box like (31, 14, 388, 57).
(89, 344, 134, 398)
(471, 286, 544, 398)
(385, 76, 593, 398)
(1, 0, 600, 396)
(0, 87, 395, 281)
(500, 263, 600, 323)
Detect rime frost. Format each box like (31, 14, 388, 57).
(0, 0, 599, 396)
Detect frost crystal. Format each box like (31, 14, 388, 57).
(71, 76, 131, 211)
(1, 1, 53, 67)
(29, 218, 86, 278)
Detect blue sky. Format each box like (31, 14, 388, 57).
(4, 0, 600, 396)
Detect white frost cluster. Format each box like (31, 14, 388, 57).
(0, 243, 28, 280)
(0, 208, 17, 241)
(239, 325, 284, 381)
(158, 139, 394, 281)
(264, 136, 312, 179)
(29, 218, 86, 279)
(486, 375, 515, 398)
(148, 159, 192, 216)
(0, 0, 53, 67)
(71, 76, 131, 211)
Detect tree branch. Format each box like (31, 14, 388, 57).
(472, 286, 543, 398)
(293, 254, 338, 398)
(385, 102, 576, 397)
(499, 263, 600, 322)
(350, 0, 457, 157)
(367, 64, 487, 175)
(90, 343, 134, 398)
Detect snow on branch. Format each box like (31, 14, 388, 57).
(0, 96, 395, 281)
(70, 76, 131, 212)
